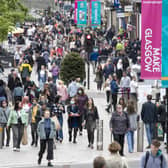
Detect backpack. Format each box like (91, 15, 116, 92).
(144, 151, 163, 168)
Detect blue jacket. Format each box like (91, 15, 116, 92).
(103, 64, 114, 79)
(110, 80, 119, 94)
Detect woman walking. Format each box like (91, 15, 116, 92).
(7, 101, 28, 151)
(126, 101, 137, 153)
(67, 97, 80, 143)
(106, 141, 128, 168)
(76, 87, 88, 135)
(83, 98, 99, 149)
(0, 100, 11, 147)
(37, 110, 56, 167)
(95, 65, 103, 91)
(51, 95, 65, 142)
(110, 104, 129, 156)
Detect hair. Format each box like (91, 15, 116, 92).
(127, 100, 136, 115)
(93, 156, 106, 168)
(14, 101, 21, 111)
(147, 94, 152, 101)
(16, 82, 22, 87)
(119, 97, 126, 110)
(151, 139, 161, 148)
(0, 100, 8, 107)
(87, 97, 95, 111)
(22, 96, 29, 105)
(77, 87, 85, 95)
(108, 141, 121, 154)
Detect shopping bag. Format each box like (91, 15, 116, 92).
(51, 116, 61, 130)
(22, 127, 28, 145)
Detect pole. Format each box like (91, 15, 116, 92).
(166, 88, 168, 153)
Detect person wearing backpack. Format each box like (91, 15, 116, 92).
(140, 139, 167, 168)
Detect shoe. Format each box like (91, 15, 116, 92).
(16, 148, 20, 152)
(6, 144, 9, 147)
(90, 144, 94, 149)
(69, 136, 72, 142)
(38, 157, 42, 165)
(105, 108, 110, 113)
(13, 147, 17, 151)
(146, 145, 150, 149)
(88, 144, 91, 147)
(73, 140, 77, 144)
(48, 162, 53, 167)
(79, 132, 82, 136)
(31, 141, 34, 146)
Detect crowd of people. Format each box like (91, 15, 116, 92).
(0, 3, 167, 168)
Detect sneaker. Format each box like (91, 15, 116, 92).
(48, 162, 53, 167)
(146, 145, 150, 149)
(73, 140, 77, 144)
(90, 144, 94, 149)
(16, 148, 20, 152)
(13, 147, 17, 151)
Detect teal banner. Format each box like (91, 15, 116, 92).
(162, 0, 168, 87)
(91, 0, 101, 28)
(77, 0, 87, 27)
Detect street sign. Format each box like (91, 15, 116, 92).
(124, 5, 133, 12)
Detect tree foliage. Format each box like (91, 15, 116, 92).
(0, 0, 28, 41)
(60, 52, 86, 85)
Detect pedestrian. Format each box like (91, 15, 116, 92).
(104, 75, 112, 106)
(51, 95, 65, 142)
(57, 80, 68, 105)
(106, 141, 128, 168)
(37, 110, 56, 167)
(83, 98, 99, 149)
(68, 78, 79, 98)
(93, 156, 106, 168)
(95, 65, 103, 91)
(110, 104, 130, 156)
(0, 80, 7, 103)
(103, 59, 114, 80)
(19, 59, 32, 85)
(141, 95, 157, 148)
(50, 62, 59, 83)
(29, 98, 42, 147)
(13, 82, 24, 103)
(67, 97, 80, 143)
(0, 100, 11, 148)
(140, 139, 167, 168)
(7, 101, 28, 152)
(38, 65, 48, 91)
(76, 87, 88, 135)
(118, 97, 127, 111)
(126, 100, 138, 153)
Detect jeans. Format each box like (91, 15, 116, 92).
(53, 76, 58, 83)
(57, 115, 63, 140)
(145, 123, 155, 146)
(127, 130, 134, 153)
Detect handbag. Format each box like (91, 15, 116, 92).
(51, 116, 61, 130)
(22, 127, 28, 145)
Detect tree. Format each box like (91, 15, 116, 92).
(0, 0, 28, 42)
(60, 52, 85, 85)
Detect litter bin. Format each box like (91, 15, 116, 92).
(137, 121, 144, 152)
(97, 120, 103, 151)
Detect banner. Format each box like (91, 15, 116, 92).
(90, 0, 101, 28)
(141, 0, 162, 79)
(77, 0, 87, 27)
(161, 0, 168, 87)
(74, 0, 77, 23)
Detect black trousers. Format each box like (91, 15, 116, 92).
(87, 129, 95, 145)
(106, 91, 111, 104)
(39, 139, 53, 161)
(31, 123, 38, 145)
(69, 128, 78, 141)
(113, 133, 125, 156)
(112, 93, 117, 111)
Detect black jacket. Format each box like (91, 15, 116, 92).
(157, 104, 166, 122)
(141, 101, 157, 124)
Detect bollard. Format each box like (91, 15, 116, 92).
(97, 120, 103, 151)
(137, 121, 144, 152)
(0, 126, 3, 149)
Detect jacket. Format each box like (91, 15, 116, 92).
(141, 101, 157, 124)
(7, 109, 28, 126)
(140, 150, 167, 168)
(13, 87, 24, 97)
(110, 112, 130, 135)
(128, 113, 137, 131)
(37, 118, 56, 140)
(110, 80, 119, 94)
(68, 82, 78, 97)
(0, 107, 11, 124)
(57, 85, 68, 101)
(19, 63, 32, 78)
(106, 154, 128, 168)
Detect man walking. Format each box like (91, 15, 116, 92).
(141, 95, 157, 148)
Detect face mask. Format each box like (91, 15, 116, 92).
(78, 90, 82, 94)
(71, 101, 75, 104)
